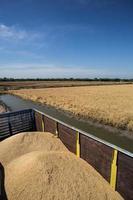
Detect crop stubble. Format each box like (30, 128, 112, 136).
(10, 84, 133, 132)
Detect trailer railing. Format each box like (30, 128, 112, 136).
(0, 109, 133, 200)
(0, 109, 35, 140)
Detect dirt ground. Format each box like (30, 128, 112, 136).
(0, 80, 130, 90)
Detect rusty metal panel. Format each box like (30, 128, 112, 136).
(80, 133, 113, 182)
(116, 152, 133, 200)
(58, 123, 76, 154)
(44, 116, 56, 134)
(34, 112, 43, 131)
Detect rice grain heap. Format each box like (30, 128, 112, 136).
(0, 132, 68, 166)
(0, 132, 123, 200)
(5, 151, 123, 200)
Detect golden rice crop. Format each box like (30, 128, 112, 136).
(10, 84, 133, 132)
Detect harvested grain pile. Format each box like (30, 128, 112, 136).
(5, 151, 123, 200)
(0, 132, 123, 200)
(0, 132, 68, 166)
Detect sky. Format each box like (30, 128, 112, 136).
(0, 0, 133, 78)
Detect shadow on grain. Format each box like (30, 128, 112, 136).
(0, 163, 8, 200)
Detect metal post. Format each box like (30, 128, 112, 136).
(76, 131, 80, 157)
(42, 115, 45, 132)
(55, 121, 59, 137)
(110, 149, 118, 190)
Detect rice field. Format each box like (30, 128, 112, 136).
(10, 84, 133, 132)
(0, 80, 131, 90)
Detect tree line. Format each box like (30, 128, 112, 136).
(0, 77, 133, 82)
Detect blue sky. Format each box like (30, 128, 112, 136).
(0, 0, 133, 78)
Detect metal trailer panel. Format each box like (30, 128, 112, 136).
(44, 116, 56, 134)
(80, 133, 113, 182)
(116, 152, 133, 200)
(34, 109, 133, 158)
(58, 123, 76, 154)
(34, 111, 43, 132)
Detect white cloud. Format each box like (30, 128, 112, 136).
(0, 48, 45, 59)
(0, 63, 117, 78)
(0, 24, 27, 40)
(0, 24, 40, 41)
